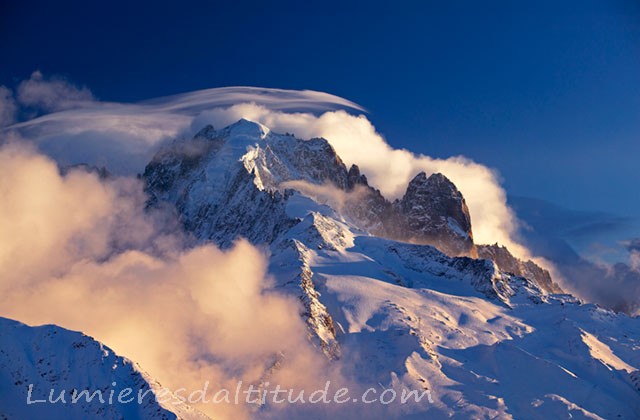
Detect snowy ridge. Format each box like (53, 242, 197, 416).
(295, 233, 640, 418)
(0, 317, 208, 420)
(145, 121, 466, 253)
(270, 237, 341, 360)
(478, 243, 563, 294)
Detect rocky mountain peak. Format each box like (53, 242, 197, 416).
(194, 124, 216, 139)
(393, 171, 475, 257)
(222, 118, 270, 140)
(143, 122, 482, 259)
(144, 121, 559, 278)
(402, 172, 466, 217)
(346, 164, 368, 190)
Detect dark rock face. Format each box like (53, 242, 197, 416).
(477, 244, 563, 294)
(341, 171, 476, 257)
(346, 164, 369, 190)
(388, 172, 476, 257)
(400, 173, 472, 235)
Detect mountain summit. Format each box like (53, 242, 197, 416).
(144, 120, 473, 255)
(144, 119, 555, 288)
(390, 171, 475, 257)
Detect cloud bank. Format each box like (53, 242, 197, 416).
(508, 196, 640, 315)
(1, 71, 97, 130)
(626, 239, 640, 272)
(0, 142, 344, 419)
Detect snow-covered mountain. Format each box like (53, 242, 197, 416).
(2, 118, 639, 419)
(141, 120, 639, 418)
(0, 317, 207, 420)
(144, 118, 558, 289)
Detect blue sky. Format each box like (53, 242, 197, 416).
(1, 0, 639, 216)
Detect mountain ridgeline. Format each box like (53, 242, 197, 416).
(143, 119, 558, 294)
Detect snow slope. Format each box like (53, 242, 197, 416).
(298, 234, 640, 418)
(0, 317, 208, 420)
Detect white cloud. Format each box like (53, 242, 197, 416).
(16, 70, 95, 112)
(0, 86, 17, 127)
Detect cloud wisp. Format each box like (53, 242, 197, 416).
(624, 238, 640, 272)
(16, 70, 96, 112)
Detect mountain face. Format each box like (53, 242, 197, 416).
(144, 119, 550, 284)
(388, 171, 475, 257)
(0, 317, 207, 420)
(5, 118, 639, 419)
(145, 120, 471, 257)
(143, 121, 296, 247)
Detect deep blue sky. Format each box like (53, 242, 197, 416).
(1, 0, 639, 215)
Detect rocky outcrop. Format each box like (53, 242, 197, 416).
(477, 244, 563, 294)
(386, 172, 476, 257)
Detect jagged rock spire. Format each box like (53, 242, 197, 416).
(390, 171, 476, 257)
